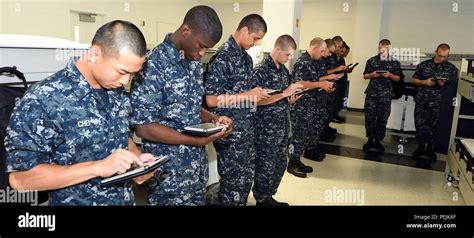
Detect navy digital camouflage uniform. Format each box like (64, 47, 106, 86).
(363, 54, 402, 141)
(252, 54, 290, 203)
(205, 35, 255, 206)
(288, 52, 324, 162)
(131, 33, 208, 206)
(5, 57, 134, 205)
(316, 57, 335, 129)
(330, 54, 347, 119)
(327, 54, 341, 119)
(413, 58, 458, 145)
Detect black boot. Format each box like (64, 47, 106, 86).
(296, 160, 313, 173)
(425, 143, 437, 160)
(363, 138, 374, 152)
(287, 161, 307, 178)
(256, 197, 289, 206)
(412, 142, 426, 158)
(373, 140, 385, 153)
(320, 130, 336, 142)
(319, 129, 336, 142)
(304, 149, 325, 162)
(327, 126, 337, 134)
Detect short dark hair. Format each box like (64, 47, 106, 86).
(183, 5, 222, 43)
(92, 20, 147, 58)
(332, 36, 343, 43)
(274, 34, 297, 50)
(325, 39, 334, 48)
(379, 39, 391, 46)
(343, 41, 350, 50)
(237, 14, 267, 34)
(436, 43, 450, 51)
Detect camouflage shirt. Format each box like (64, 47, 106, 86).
(318, 57, 330, 77)
(205, 35, 256, 123)
(130, 33, 207, 194)
(291, 51, 320, 99)
(5, 57, 134, 205)
(328, 53, 344, 70)
(413, 57, 458, 100)
(363, 54, 402, 96)
(253, 54, 290, 118)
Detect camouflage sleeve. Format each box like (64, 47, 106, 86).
(292, 61, 311, 83)
(450, 66, 459, 81)
(392, 61, 403, 76)
(205, 54, 228, 96)
(252, 66, 268, 89)
(413, 63, 423, 79)
(340, 57, 346, 66)
(5, 94, 57, 172)
(363, 59, 373, 75)
(130, 59, 165, 125)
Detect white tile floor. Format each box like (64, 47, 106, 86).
(248, 154, 464, 205)
(247, 111, 465, 205)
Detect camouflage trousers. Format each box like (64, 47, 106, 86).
(147, 188, 205, 206)
(289, 94, 326, 162)
(333, 78, 348, 118)
(252, 114, 289, 203)
(414, 92, 443, 145)
(214, 119, 256, 206)
(364, 93, 391, 141)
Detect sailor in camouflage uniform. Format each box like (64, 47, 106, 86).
(131, 6, 232, 206)
(252, 35, 302, 206)
(412, 43, 458, 160)
(5, 21, 153, 205)
(286, 38, 335, 178)
(205, 14, 269, 206)
(362, 39, 402, 153)
(319, 39, 340, 142)
(304, 51, 342, 161)
(329, 36, 349, 124)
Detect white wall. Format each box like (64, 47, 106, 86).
(2, 0, 472, 109)
(262, 0, 301, 52)
(203, 1, 263, 47)
(299, 0, 357, 51)
(0, 0, 201, 49)
(348, 0, 385, 109)
(381, 0, 474, 54)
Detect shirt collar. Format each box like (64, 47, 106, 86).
(227, 35, 245, 53)
(65, 57, 122, 102)
(264, 54, 278, 70)
(162, 33, 183, 65)
(65, 57, 94, 99)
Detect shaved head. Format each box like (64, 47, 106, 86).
(274, 34, 297, 50)
(92, 20, 147, 58)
